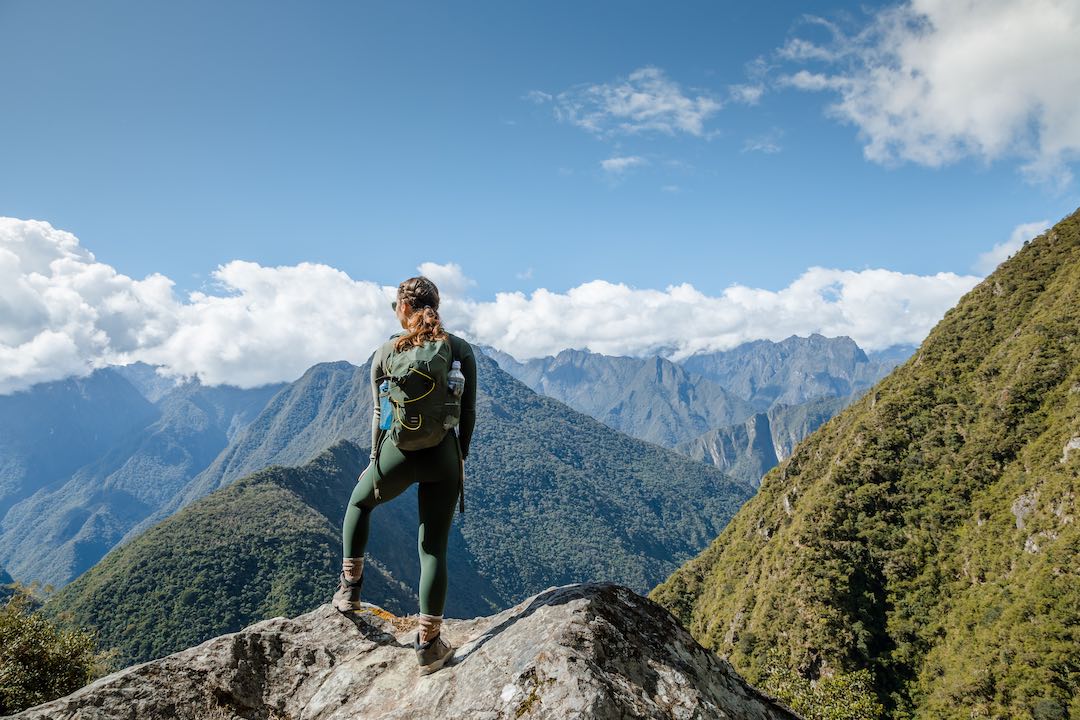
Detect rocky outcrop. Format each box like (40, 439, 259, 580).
(14, 583, 799, 720)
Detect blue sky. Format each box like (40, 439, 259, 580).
(1, 0, 1078, 389)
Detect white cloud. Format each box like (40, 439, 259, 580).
(456, 267, 979, 360)
(780, 70, 848, 92)
(549, 67, 721, 137)
(417, 261, 475, 297)
(743, 128, 784, 154)
(778, 0, 1080, 184)
(974, 220, 1051, 274)
(729, 84, 765, 106)
(136, 262, 398, 388)
(523, 90, 552, 105)
(0, 218, 178, 393)
(600, 155, 648, 174)
(778, 37, 841, 63)
(0, 216, 988, 393)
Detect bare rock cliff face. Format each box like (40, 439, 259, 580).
(14, 583, 799, 720)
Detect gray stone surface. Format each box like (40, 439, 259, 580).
(13, 583, 800, 720)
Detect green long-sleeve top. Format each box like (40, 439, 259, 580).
(369, 333, 478, 462)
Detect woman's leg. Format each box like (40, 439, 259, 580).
(416, 434, 461, 620)
(342, 439, 419, 560)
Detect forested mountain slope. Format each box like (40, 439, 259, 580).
(676, 396, 850, 486)
(0, 370, 156, 519)
(57, 353, 754, 666)
(652, 210, 1080, 719)
(0, 376, 281, 588)
(47, 442, 500, 666)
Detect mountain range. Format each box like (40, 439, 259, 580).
(675, 396, 849, 487)
(1, 334, 901, 594)
(48, 352, 754, 664)
(0, 368, 281, 588)
(652, 209, 1080, 718)
(485, 335, 909, 487)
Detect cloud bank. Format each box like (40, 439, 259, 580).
(778, 0, 1080, 183)
(1, 217, 987, 393)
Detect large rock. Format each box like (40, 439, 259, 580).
(14, 583, 799, 720)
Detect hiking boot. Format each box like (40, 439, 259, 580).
(414, 632, 454, 674)
(332, 571, 363, 612)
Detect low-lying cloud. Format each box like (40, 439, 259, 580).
(1, 216, 988, 393)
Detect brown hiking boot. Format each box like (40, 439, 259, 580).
(332, 572, 363, 612)
(414, 632, 454, 674)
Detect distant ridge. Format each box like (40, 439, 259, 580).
(676, 396, 849, 486)
(0, 371, 281, 588)
(484, 336, 906, 486)
(484, 346, 754, 446)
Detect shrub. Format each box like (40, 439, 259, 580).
(0, 585, 111, 714)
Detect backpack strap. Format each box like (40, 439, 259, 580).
(453, 428, 464, 515)
(372, 429, 388, 501)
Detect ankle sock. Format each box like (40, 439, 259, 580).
(418, 613, 443, 643)
(342, 557, 364, 582)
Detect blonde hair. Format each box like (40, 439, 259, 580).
(393, 276, 448, 351)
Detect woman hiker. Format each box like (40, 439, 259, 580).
(333, 275, 476, 674)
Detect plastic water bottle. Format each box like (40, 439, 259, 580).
(378, 380, 392, 430)
(447, 361, 465, 398)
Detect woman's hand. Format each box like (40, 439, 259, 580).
(459, 456, 465, 482)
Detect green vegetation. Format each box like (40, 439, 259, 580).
(462, 352, 754, 602)
(0, 586, 109, 714)
(762, 650, 883, 720)
(0, 372, 282, 590)
(0, 566, 14, 603)
(48, 355, 754, 669)
(652, 209, 1080, 719)
(44, 443, 423, 667)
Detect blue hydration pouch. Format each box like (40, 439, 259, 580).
(378, 380, 393, 431)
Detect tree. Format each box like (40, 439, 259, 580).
(0, 585, 111, 714)
(762, 650, 884, 720)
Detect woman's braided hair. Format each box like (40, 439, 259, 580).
(394, 276, 449, 351)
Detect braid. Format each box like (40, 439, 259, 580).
(394, 276, 448, 351)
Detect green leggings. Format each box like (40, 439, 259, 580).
(342, 432, 461, 616)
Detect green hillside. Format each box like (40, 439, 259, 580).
(50, 355, 754, 666)
(462, 353, 754, 602)
(0, 379, 280, 589)
(44, 443, 433, 666)
(652, 210, 1080, 719)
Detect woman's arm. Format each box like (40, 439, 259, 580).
(370, 345, 384, 462)
(455, 339, 477, 459)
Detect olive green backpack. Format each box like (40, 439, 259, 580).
(379, 338, 461, 450)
